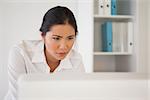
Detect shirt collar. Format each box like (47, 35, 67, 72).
(31, 40, 45, 63)
(31, 40, 73, 70)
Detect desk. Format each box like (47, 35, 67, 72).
(17, 73, 147, 100)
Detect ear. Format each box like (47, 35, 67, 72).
(41, 32, 45, 38)
(41, 33, 46, 42)
(41, 32, 46, 36)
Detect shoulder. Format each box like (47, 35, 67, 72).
(11, 40, 43, 53)
(16, 40, 42, 50)
(70, 49, 82, 60)
(69, 49, 85, 72)
(69, 49, 83, 65)
(9, 40, 43, 61)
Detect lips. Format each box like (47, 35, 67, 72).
(58, 52, 66, 55)
(56, 52, 67, 57)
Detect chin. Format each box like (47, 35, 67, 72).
(55, 53, 68, 60)
(56, 57, 64, 60)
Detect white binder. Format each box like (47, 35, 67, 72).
(103, 0, 111, 15)
(127, 22, 133, 53)
(98, 0, 104, 15)
(112, 22, 128, 52)
(112, 22, 121, 52)
(112, 22, 118, 52)
(120, 22, 128, 52)
(123, 22, 128, 52)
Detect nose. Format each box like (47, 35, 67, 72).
(59, 40, 67, 51)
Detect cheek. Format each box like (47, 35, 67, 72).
(45, 39, 58, 52)
(68, 41, 75, 49)
(50, 42, 58, 51)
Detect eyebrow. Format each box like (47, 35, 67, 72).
(52, 35, 62, 38)
(52, 35, 75, 38)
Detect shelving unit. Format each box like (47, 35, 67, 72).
(93, 0, 136, 72)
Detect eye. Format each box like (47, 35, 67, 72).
(52, 37, 60, 40)
(68, 36, 75, 40)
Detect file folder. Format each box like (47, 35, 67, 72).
(119, 22, 128, 52)
(112, 22, 118, 52)
(101, 22, 112, 52)
(103, 0, 111, 15)
(127, 22, 133, 53)
(98, 0, 104, 15)
(111, 0, 117, 15)
(112, 22, 128, 52)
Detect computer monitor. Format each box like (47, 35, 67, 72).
(17, 73, 146, 100)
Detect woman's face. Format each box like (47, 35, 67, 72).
(42, 24, 76, 61)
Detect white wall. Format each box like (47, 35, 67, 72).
(0, 0, 90, 99)
(0, 1, 8, 100)
(148, 0, 150, 99)
(77, 0, 93, 72)
(148, 0, 150, 71)
(135, 0, 148, 73)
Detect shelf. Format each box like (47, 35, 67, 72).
(94, 15, 134, 21)
(94, 52, 132, 55)
(94, 15, 133, 19)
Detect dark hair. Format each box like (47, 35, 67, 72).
(40, 6, 78, 35)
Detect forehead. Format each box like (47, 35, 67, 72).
(49, 24, 75, 36)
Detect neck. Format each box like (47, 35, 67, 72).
(44, 49, 60, 72)
(44, 48, 59, 63)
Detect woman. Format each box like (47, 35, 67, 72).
(5, 6, 85, 100)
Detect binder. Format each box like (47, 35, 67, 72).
(111, 0, 117, 15)
(112, 22, 121, 52)
(120, 22, 128, 52)
(98, 0, 104, 15)
(103, 0, 111, 15)
(112, 22, 128, 52)
(101, 22, 112, 52)
(127, 22, 133, 53)
(112, 22, 118, 52)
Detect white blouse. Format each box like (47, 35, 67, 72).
(4, 40, 85, 100)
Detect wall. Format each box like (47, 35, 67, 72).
(0, 1, 8, 100)
(136, 0, 148, 73)
(77, 0, 93, 72)
(148, 0, 150, 99)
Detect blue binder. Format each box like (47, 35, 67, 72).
(111, 0, 117, 15)
(101, 22, 112, 52)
